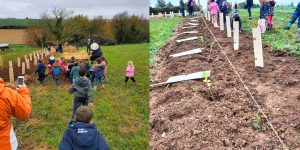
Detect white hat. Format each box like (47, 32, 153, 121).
(90, 43, 99, 50)
(50, 56, 55, 60)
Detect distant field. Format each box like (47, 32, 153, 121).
(0, 18, 39, 27)
(0, 29, 26, 44)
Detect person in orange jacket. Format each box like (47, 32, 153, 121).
(0, 78, 32, 150)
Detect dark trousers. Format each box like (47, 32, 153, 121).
(38, 74, 45, 85)
(188, 7, 193, 17)
(181, 8, 185, 17)
(72, 97, 88, 118)
(125, 77, 136, 83)
(247, 5, 252, 17)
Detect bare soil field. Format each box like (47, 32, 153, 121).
(150, 17, 300, 149)
(0, 29, 26, 44)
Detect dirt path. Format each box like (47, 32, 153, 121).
(150, 16, 300, 149)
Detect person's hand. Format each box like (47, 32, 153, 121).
(17, 83, 27, 90)
(6, 83, 16, 89)
(284, 22, 292, 30)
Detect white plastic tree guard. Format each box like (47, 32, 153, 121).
(219, 13, 224, 31)
(176, 36, 199, 43)
(189, 23, 199, 26)
(233, 21, 239, 50)
(150, 71, 211, 87)
(226, 16, 232, 38)
(22, 62, 25, 75)
(252, 28, 264, 68)
(182, 26, 197, 29)
(179, 31, 199, 35)
(9, 67, 14, 83)
(164, 12, 167, 18)
(170, 48, 203, 57)
(17, 57, 20, 67)
(208, 12, 211, 22)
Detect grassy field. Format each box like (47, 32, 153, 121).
(0, 18, 39, 27)
(0, 45, 38, 68)
(239, 7, 300, 55)
(150, 17, 183, 63)
(9, 44, 149, 149)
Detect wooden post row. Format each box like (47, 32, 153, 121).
(252, 28, 264, 68)
(233, 21, 239, 50)
(226, 16, 232, 38)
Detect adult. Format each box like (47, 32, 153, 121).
(245, 0, 253, 19)
(180, 0, 185, 17)
(187, 0, 195, 17)
(87, 38, 92, 54)
(0, 78, 32, 150)
(90, 43, 103, 64)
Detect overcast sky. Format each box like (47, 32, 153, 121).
(150, 0, 296, 7)
(0, 0, 148, 19)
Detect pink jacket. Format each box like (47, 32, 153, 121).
(126, 66, 134, 77)
(209, 2, 219, 15)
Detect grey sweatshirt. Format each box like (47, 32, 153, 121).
(68, 77, 93, 101)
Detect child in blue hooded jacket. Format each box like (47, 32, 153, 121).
(284, 2, 300, 43)
(59, 106, 110, 150)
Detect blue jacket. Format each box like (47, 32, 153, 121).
(35, 63, 46, 75)
(290, 2, 300, 28)
(260, 2, 270, 19)
(220, 3, 229, 15)
(59, 122, 110, 150)
(217, 0, 224, 11)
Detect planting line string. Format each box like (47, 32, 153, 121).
(200, 16, 288, 149)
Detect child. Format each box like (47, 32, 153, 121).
(259, 0, 270, 33)
(102, 57, 108, 83)
(125, 61, 136, 84)
(35, 60, 46, 86)
(93, 58, 105, 90)
(284, 2, 300, 43)
(85, 60, 91, 79)
(220, 0, 231, 23)
(230, 3, 242, 31)
(48, 54, 55, 65)
(67, 57, 76, 83)
(267, 0, 276, 30)
(209, 0, 219, 27)
(70, 62, 80, 84)
(47, 64, 53, 78)
(59, 106, 110, 150)
(68, 68, 93, 119)
(52, 61, 62, 86)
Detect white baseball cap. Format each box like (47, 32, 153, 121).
(90, 43, 99, 50)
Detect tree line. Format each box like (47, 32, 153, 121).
(25, 8, 149, 47)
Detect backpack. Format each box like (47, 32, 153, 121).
(53, 66, 61, 76)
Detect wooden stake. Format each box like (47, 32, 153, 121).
(22, 62, 25, 75)
(9, 67, 14, 83)
(17, 57, 20, 67)
(252, 28, 264, 68)
(233, 21, 239, 50)
(0, 56, 3, 69)
(219, 13, 224, 31)
(226, 16, 232, 38)
(30, 54, 32, 61)
(24, 55, 27, 61)
(26, 59, 30, 69)
(8, 60, 13, 68)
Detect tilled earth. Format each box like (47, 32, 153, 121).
(150, 17, 300, 149)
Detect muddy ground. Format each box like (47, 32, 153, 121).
(150, 17, 300, 149)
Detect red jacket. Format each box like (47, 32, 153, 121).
(0, 78, 32, 150)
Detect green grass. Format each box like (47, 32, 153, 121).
(0, 45, 39, 68)
(239, 7, 300, 55)
(10, 43, 149, 149)
(150, 17, 183, 63)
(0, 18, 39, 27)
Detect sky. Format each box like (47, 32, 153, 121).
(0, 0, 148, 19)
(150, 0, 296, 8)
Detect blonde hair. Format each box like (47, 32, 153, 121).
(128, 61, 134, 66)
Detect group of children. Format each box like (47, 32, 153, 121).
(207, 0, 276, 33)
